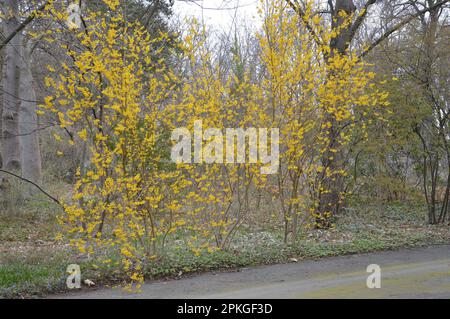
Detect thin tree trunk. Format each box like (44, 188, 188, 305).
(421, 1, 440, 224)
(438, 143, 450, 223)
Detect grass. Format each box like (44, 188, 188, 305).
(0, 197, 448, 298)
(0, 254, 66, 297)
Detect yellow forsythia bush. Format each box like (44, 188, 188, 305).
(39, 0, 390, 287)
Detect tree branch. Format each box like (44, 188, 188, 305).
(359, 0, 449, 58)
(285, 0, 323, 47)
(327, 0, 334, 14)
(0, 169, 61, 205)
(0, 1, 50, 52)
(349, 0, 377, 40)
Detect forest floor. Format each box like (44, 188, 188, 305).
(1, 195, 449, 298)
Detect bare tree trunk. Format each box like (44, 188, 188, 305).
(1, 0, 21, 171)
(420, 1, 442, 224)
(0, 0, 20, 214)
(19, 37, 42, 186)
(316, 0, 356, 228)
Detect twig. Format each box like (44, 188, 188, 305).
(0, 169, 61, 205)
(0, 1, 51, 52)
(359, 0, 449, 58)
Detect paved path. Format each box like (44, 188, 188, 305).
(55, 245, 450, 299)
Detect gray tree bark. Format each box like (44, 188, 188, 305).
(19, 37, 42, 185)
(1, 0, 21, 171)
(0, 0, 20, 214)
(316, 0, 357, 228)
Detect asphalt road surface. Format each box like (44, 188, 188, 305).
(55, 245, 450, 299)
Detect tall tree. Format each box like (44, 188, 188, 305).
(19, 37, 42, 185)
(409, 1, 449, 223)
(1, 0, 21, 171)
(285, 0, 449, 227)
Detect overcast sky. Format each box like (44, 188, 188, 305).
(172, 0, 261, 31)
